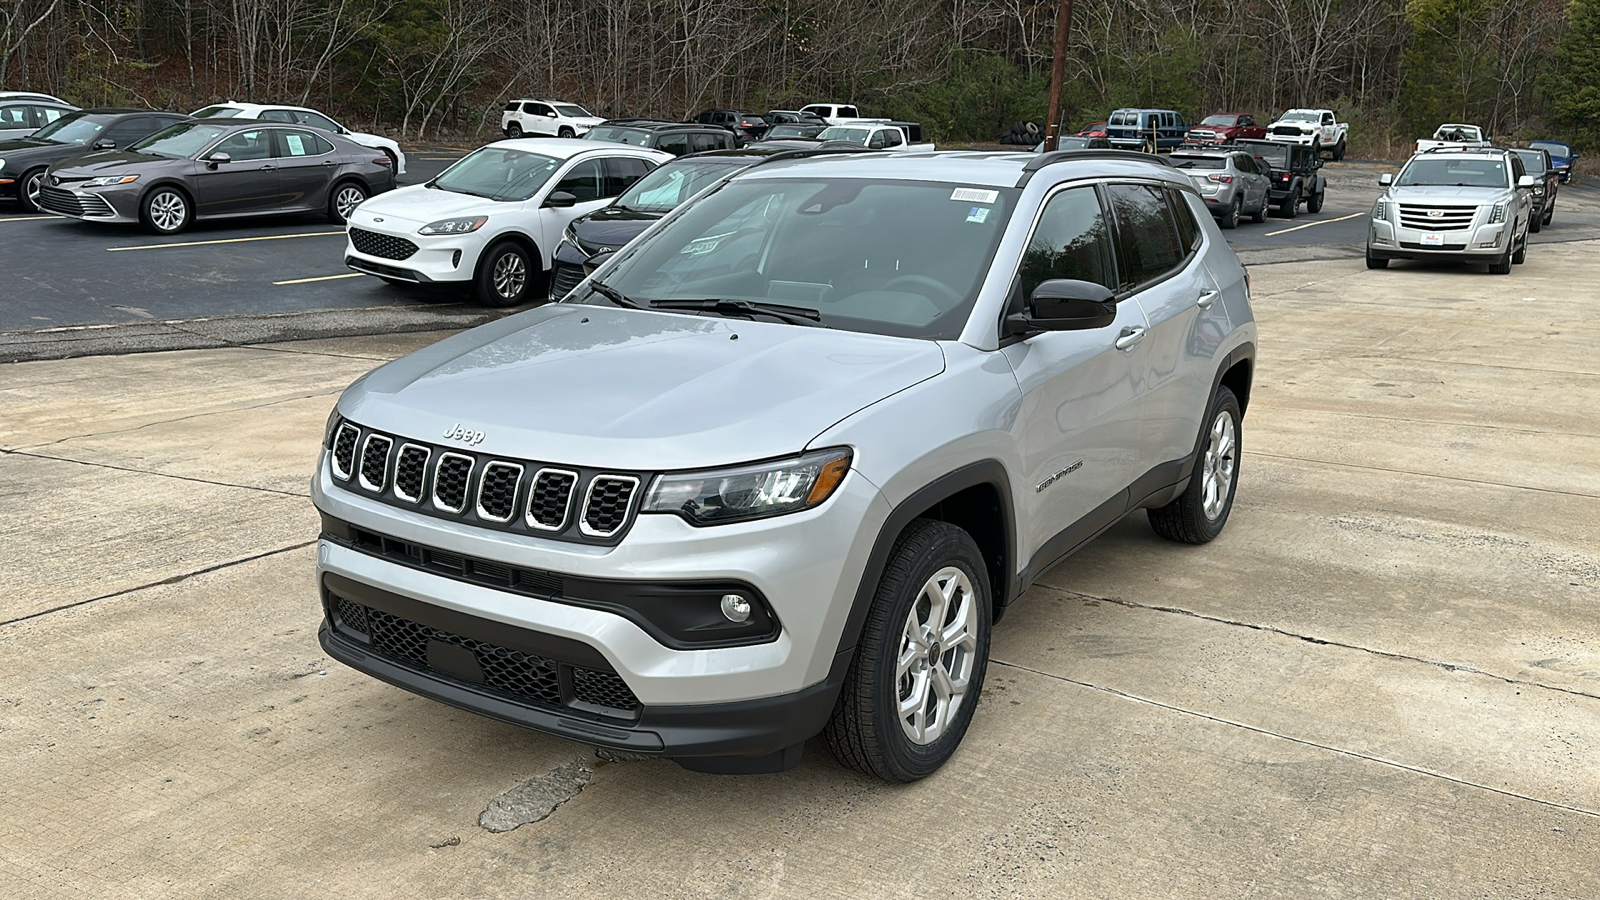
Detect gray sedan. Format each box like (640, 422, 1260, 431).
(1169, 150, 1272, 228)
(39, 119, 396, 234)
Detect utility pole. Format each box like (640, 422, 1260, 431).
(1043, 0, 1074, 152)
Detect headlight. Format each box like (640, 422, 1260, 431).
(563, 222, 584, 250)
(1532, 184, 1545, 195)
(418, 216, 487, 235)
(0, 159, 7, 172)
(1372, 199, 1389, 219)
(82, 174, 139, 187)
(1489, 203, 1506, 224)
(642, 448, 852, 525)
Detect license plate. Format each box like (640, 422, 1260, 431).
(1421, 233, 1444, 247)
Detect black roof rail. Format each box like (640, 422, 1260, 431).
(1022, 148, 1172, 173)
(750, 145, 873, 165)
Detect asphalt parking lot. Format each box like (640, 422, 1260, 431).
(3, 153, 1599, 896)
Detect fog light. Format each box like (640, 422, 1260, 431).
(719, 594, 751, 623)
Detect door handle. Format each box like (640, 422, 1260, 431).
(259, 164, 277, 171)
(1197, 290, 1220, 308)
(321, 159, 337, 166)
(1115, 325, 1146, 351)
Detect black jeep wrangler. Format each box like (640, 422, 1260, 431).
(1236, 139, 1326, 218)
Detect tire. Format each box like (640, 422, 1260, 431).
(18, 167, 47, 212)
(1306, 188, 1324, 214)
(1530, 213, 1541, 234)
(558, 126, 575, 139)
(1280, 185, 1299, 219)
(1366, 251, 1389, 270)
(140, 186, 192, 235)
(475, 240, 536, 307)
(1543, 201, 1554, 225)
(1148, 386, 1242, 544)
(1512, 228, 1527, 264)
(823, 519, 992, 782)
(1220, 195, 1241, 229)
(327, 180, 368, 224)
(1311, 139, 1322, 159)
(1334, 139, 1347, 161)
(1250, 193, 1268, 223)
(1488, 245, 1512, 275)
(506, 122, 523, 138)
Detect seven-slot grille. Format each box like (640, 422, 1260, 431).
(1398, 204, 1479, 231)
(327, 420, 646, 544)
(349, 227, 419, 260)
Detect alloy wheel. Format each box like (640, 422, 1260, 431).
(149, 191, 186, 232)
(334, 185, 365, 220)
(895, 565, 979, 745)
(1201, 409, 1237, 521)
(25, 172, 44, 208)
(492, 251, 527, 300)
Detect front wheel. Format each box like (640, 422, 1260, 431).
(1512, 227, 1527, 264)
(1148, 386, 1242, 544)
(140, 187, 192, 235)
(1366, 250, 1389, 270)
(1334, 139, 1347, 161)
(475, 240, 537, 307)
(558, 126, 575, 138)
(327, 181, 368, 224)
(823, 519, 992, 782)
(1530, 213, 1542, 234)
(1306, 188, 1324, 214)
(18, 167, 47, 212)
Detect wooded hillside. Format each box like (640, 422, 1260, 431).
(4, 0, 1597, 155)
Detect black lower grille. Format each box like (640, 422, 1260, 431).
(350, 227, 419, 260)
(1400, 241, 1468, 251)
(549, 262, 586, 300)
(332, 596, 639, 716)
(38, 186, 84, 217)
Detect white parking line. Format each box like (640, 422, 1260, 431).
(1266, 211, 1364, 236)
(274, 273, 364, 285)
(1, 215, 57, 222)
(108, 231, 345, 252)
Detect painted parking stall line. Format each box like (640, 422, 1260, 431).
(107, 231, 346, 252)
(1266, 211, 1365, 237)
(1, 215, 58, 222)
(274, 273, 364, 286)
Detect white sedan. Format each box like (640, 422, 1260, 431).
(191, 102, 407, 175)
(342, 138, 669, 306)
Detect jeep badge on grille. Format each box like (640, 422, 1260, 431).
(443, 424, 485, 445)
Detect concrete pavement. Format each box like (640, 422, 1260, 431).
(3, 243, 1597, 897)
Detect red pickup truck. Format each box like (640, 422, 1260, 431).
(1183, 113, 1267, 145)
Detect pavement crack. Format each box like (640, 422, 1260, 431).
(1, 448, 308, 498)
(0, 540, 317, 628)
(479, 759, 593, 833)
(990, 658, 1600, 821)
(1058, 589, 1600, 703)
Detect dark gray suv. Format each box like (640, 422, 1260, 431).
(312, 150, 1257, 781)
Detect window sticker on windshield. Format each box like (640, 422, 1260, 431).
(966, 207, 990, 224)
(951, 188, 998, 204)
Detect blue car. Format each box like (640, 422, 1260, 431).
(1530, 140, 1579, 183)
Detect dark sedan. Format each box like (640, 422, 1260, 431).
(40, 119, 396, 234)
(0, 108, 191, 211)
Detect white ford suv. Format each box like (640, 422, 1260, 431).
(501, 100, 605, 139)
(342, 139, 669, 305)
(314, 150, 1257, 780)
(192, 102, 406, 175)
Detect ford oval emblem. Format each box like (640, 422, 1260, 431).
(373, 216, 384, 223)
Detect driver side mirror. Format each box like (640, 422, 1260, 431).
(1006, 279, 1118, 336)
(92, 139, 116, 150)
(1379, 173, 1394, 186)
(543, 190, 578, 208)
(1517, 175, 1537, 189)
(205, 151, 231, 168)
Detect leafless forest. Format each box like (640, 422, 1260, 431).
(1, 0, 1592, 155)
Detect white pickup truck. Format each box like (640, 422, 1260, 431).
(799, 103, 883, 126)
(815, 121, 935, 152)
(1267, 108, 1349, 160)
(1414, 124, 1491, 154)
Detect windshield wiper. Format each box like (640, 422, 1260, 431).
(650, 298, 824, 327)
(588, 280, 643, 309)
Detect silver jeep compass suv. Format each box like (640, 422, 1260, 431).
(312, 150, 1257, 781)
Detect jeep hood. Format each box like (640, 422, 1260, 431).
(339, 305, 946, 470)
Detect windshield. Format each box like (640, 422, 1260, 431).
(1245, 144, 1287, 167)
(1200, 115, 1238, 126)
(554, 104, 591, 118)
(616, 159, 744, 213)
(767, 124, 813, 138)
(131, 122, 230, 158)
(1170, 156, 1226, 170)
(569, 177, 1016, 339)
(817, 126, 869, 143)
(586, 126, 651, 145)
(1530, 141, 1568, 156)
(1057, 136, 1094, 149)
(1281, 111, 1319, 123)
(28, 112, 109, 144)
(192, 106, 244, 118)
(433, 147, 561, 201)
(1397, 157, 1509, 188)
(1512, 150, 1547, 173)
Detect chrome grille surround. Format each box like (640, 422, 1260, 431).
(392, 443, 432, 503)
(526, 468, 578, 531)
(432, 452, 476, 514)
(476, 461, 525, 523)
(358, 434, 393, 493)
(1398, 204, 1478, 232)
(330, 423, 360, 481)
(580, 475, 641, 538)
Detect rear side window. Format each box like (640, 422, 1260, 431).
(688, 132, 722, 154)
(1016, 185, 1116, 302)
(1167, 187, 1201, 252)
(840, 106, 859, 117)
(655, 133, 691, 156)
(278, 129, 334, 157)
(1105, 183, 1184, 291)
(504, 102, 520, 112)
(0, 105, 28, 127)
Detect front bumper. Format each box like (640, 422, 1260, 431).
(35, 183, 139, 223)
(1267, 132, 1317, 146)
(344, 226, 487, 284)
(1368, 218, 1509, 259)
